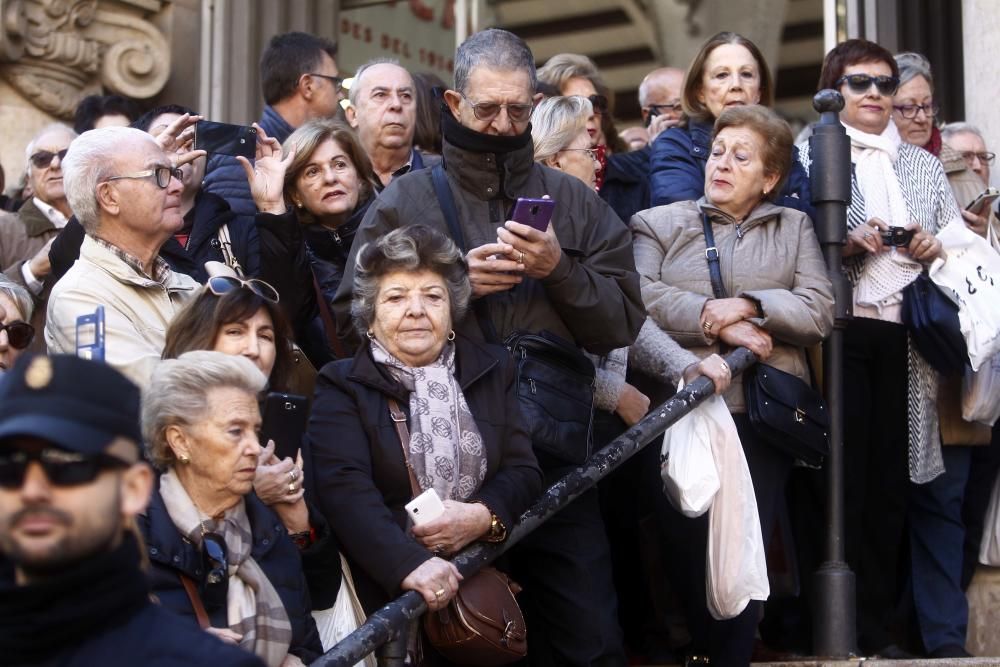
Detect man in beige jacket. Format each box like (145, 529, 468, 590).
(44, 127, 199, 387)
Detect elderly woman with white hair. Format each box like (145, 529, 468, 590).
(891, 52, 941, 155)
(138, 351, 325, 666)
(0, 274, 34, 371)
(531, 96, 602, 190)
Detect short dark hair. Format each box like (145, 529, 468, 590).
(411, 71, 447, 155)
(73, 95, 141, 134)
(453, 29, 536, 96)
(682, 32, 774, 123)
(261, 32, 338, 106)
(282, 119, 379, 213)
(131, 104, 197, 133)
(162, 287, 294, 392)
(713, 105, 793, 201)
(818, 39, 898, 91)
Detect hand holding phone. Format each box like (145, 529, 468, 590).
(194, 120, 257, 159)
(405, 488, 446, 526)
(966, 187, 999, 215)
(260, 393, 309, 461)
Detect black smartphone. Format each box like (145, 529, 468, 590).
(510, 197, 556, 232)
(881, 226, 915, 247)
(644, 107, 659, 128)
(194, 120, 257, 159)
(260, 392, 309, 461)
(75, 306, 105, 361)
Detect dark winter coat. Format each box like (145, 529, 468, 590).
(600, 146, 651, 225)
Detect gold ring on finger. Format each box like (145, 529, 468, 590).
(518, 251, 525, 263)
(288, 482, 297, 494)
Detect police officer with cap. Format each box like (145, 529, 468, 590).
(0, 354, 263, 666)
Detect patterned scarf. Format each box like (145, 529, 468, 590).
(370, 339, 487, 500)
(845, 120, 923, 312)
(159, 470, 293, 667)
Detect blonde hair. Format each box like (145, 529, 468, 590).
(531, 96, 592, 163)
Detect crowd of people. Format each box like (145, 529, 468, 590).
(0, 23, 997, 667)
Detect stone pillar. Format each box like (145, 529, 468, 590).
(0, 0, 173, 186)
(962, 0, 1000, 188)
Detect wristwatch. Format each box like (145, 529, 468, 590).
(474, 501, 507, 543)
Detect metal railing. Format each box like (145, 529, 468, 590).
(313, 347, 759, 667)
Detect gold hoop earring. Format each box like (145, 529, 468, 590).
(447, 330, 456, 341)
(178, 454, 190, 464)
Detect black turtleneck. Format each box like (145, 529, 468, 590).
(439, 103, 533, 155)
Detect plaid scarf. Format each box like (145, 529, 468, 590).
(159, 470, 293, 667)
(370, 339, 487, 501)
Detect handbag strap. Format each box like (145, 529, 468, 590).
(179, 573, 210, 630)
(216, 223, 245, 278)
(387, 397, 421, 496)
(701, 212, 728, 299)
(312, 271, 348, 359)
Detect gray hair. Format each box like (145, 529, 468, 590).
(894, 52, 934, 90)
(0, 273, 33, 321)
(24, 123, 77, 176)
(531, 96, 592, 163)
(142, 350, 267, 470)
(62, 126, 155, 233)
(454, 29, 536, 96)
(348, 57, 405, 107)
(942, 122, 985, 142)
(351, 225, 470, 337)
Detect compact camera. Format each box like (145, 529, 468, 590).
(880, 226, 915, 247)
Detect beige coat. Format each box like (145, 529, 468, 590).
(632, 198, 834, 412)
(45, 235, 198, 388)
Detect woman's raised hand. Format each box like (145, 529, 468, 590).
(411, 500, 492, 555)
(400, 557, 463, 611)
(151, 113, 206, 168)
(238, 123, 295, 215)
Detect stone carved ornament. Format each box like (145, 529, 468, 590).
(0, 0, 170, 119)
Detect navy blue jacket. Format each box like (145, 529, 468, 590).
(600, 146, 651, 224)
(138, 486, 326, 663)
(649, 120, 815, 220)
(203, 106, 295, 217)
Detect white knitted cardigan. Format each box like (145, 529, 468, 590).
(799, 138, 959, 483)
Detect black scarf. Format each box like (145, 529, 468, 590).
(440, 101, 533, 155)
(0, 532, 151, 664)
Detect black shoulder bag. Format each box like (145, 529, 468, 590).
(701, 212, 829, 466)
(430, 165, 596, 465)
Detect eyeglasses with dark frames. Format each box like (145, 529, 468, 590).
(206, 275, 280, 304)
(29, 149, 69, 170)
(892, 102, 940, 119)
(960, 151, 996, 166)
(835, 73, 900, 96)
(0, 320, 34, 350)
(646, 102, 683, 115)
(0, 448, 128, 489)
(104, 165, 183, 189)
(458, 93, 534, 123)
(308, 72, 344, 91)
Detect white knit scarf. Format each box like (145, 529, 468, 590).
(370, 339, 487, 501)
(159, 470, 293, 667)
(846, 120, 923, 311)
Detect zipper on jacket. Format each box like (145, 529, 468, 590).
(735, 223, 745, 240)
(330, 229, 342, 246)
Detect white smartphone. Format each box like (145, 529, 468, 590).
(405, 488, 446, 525)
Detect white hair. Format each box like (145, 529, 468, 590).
(941, 122, 985, 143)
(0, 273, 33, 321)
(24, 123, 77, 176)
(348, 57, 404, 107)
(61, 126, 156, 233)
(531, 96, 592, 163)
(142, 351, 267, 470)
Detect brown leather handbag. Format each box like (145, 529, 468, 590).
(387, 398, 528, 665)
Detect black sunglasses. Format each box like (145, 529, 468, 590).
(0, 321, 34, 350)
(0, 448, 127, 489)
(29, 149, 69, 170)
(588, 94, 609, 114)
(206, 275, 279, 304)
(835, 73, 900, 96)
(200, 531, 229, 607)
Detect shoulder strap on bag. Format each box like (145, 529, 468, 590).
(179, 573, 210, 629)
(216, 223, 245, 278)
(387, 398, 421, 496)
(312, 271, 348, 359)
(431, 165, 466, 253)
(701, 212, 728, 299)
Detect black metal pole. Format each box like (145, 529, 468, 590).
(808, 89, 857, 657)
(313, 347, 759, 667)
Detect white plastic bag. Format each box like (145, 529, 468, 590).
(311, 555, 376, 667)
(979, 472, 1000, 567)
(660, 381, 769, 618)
(929, 219, 1000, 370)
(660, 382, 720, 517)
(962, 354, 1000, 426)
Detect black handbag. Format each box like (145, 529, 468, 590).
(901, 272, 967, 376)
(700, 212, 830, 465)
(504, 331, 596, 465)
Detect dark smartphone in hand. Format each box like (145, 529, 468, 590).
(881, 226, 915, 247)
(260, 392, 309, 461)
(194, 121, 257, 159)
(511, 197, 556, 232)
(75, 306, 105, 361)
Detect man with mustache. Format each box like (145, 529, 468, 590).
(0, 124, 77, 349)
(44, 127, 200, 388)
(0, 354, 262, 666)
(346, 59, 440, 190)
